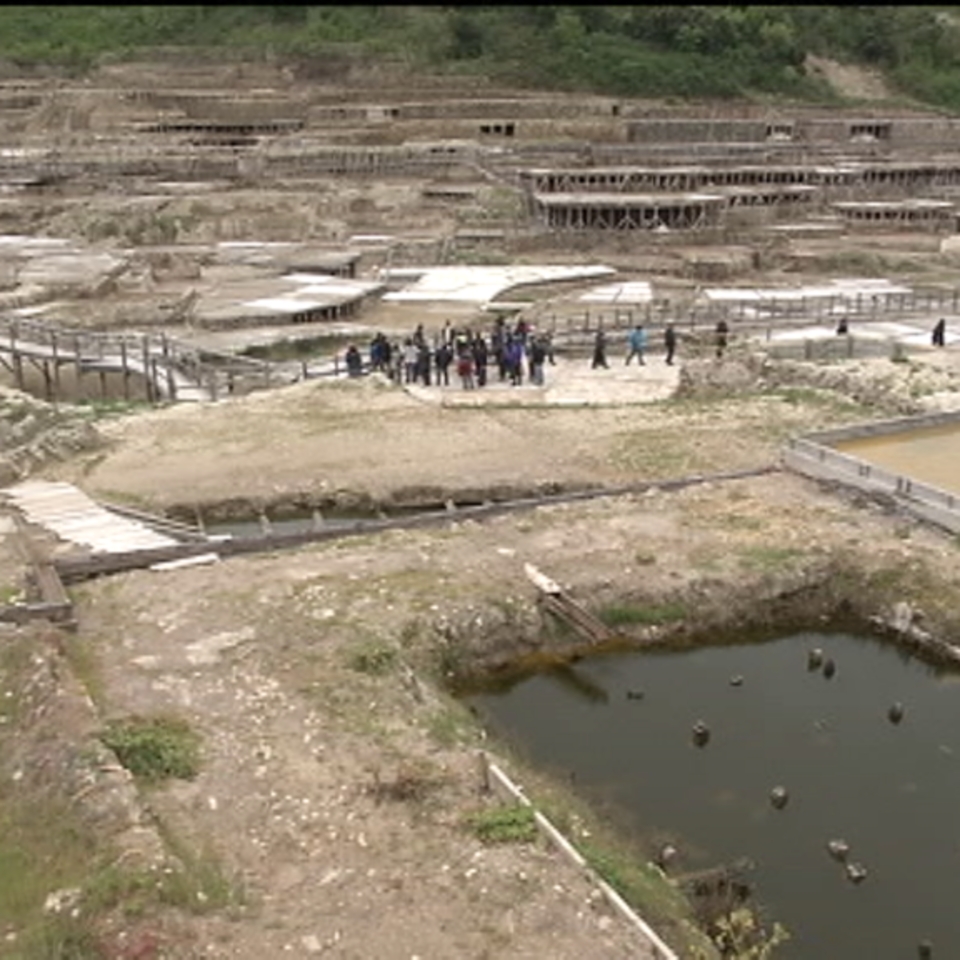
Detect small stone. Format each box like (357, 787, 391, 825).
(301, 934, 322, 954)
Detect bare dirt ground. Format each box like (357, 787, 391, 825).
(6, 341, 960, 960)
(5, 57, 960, 960)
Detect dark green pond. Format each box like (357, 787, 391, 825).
(464, 632, 960, 959)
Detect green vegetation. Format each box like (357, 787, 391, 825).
(737, 545, 804, 572)
(3, 7, 960, 110)
(99, 714, 202, 784)
(347, 640, 398, 676)
(0, 790, 242, 958)
(76, 397, 150, 418)
(425, 703, 477, 748)
(467, 802, 538, 845)
(701, 907, 791, 959)
(598, 601, 687, 627)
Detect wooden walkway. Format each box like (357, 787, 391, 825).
(0, 315, 286, 403)
(1, 480, 180, 554)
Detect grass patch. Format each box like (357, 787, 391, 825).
(0, 584, 23, 605)
(737, 546, 804, 572)
(347, 640, 398, 676)
(467, 802, 538, 845)
(598, 601, 687, 628)
(582, 839, 685, 916)
(426, 703, 477, 748)
(99, 715, 201, 785)
(720, 513, 766, 532)
(60, 633, 107, 708)
(75, 398, 150, 419)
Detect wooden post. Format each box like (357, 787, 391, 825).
(142, 336, 152, 403)
(162, 335, 175, 401)
(151, 359, 161, 404)
(51, 332, 61, 400)
(120, 339, 130, 401)
(73, 334, 82, 392)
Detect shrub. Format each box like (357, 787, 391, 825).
(100, 715, 201, 784)
(467, 803, 538, 844)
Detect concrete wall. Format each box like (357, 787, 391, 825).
(783, 412, 960, 535)
(627, 119, 768, 144)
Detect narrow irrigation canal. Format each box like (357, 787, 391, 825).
(463, 631, 960, 959)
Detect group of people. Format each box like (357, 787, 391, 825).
(343, 316, 555, 389)
(345, 315, 749, 384)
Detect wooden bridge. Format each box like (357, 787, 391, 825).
(0, 315, 292, 404)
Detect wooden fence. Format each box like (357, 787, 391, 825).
(0, 315, 283, 403)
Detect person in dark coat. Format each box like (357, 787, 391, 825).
(472, 334, 489, 388)
(664, 323, 677, 365)
(345, 344, 363, 377)
(435, 341, 452, 386)
(715, 319, 729, 358)
(933, 317, 947, 347)
(591, 327, 608, 369)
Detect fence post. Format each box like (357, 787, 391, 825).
(119, 339, 130, 400)
(162, 334, 175, 401)
(51, 331, 61, 401)
(141, 336, 153, 403)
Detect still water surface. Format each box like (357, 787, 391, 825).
(464, 633, 960, 959)
(834, 423, 960, 497)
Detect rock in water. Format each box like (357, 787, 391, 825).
(827, 839, 850, 862)
(770, 785, 789, 810)
(845, 861, 868, 884)
(692, 720, 711, 748)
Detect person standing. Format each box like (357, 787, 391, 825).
(472, 334, 489, 388)
(591, 326, 608, 369)
(625, 324, 647, 365)
(435, 340, 452, 386)
(933, 317, 947, 347)
(664, 323, 677, 365)
(345, 344, 363, 378)
(529, 336, 547, 386)
(715, 319, 729, 358)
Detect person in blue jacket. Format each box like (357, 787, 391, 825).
(625, 324, 647, 365)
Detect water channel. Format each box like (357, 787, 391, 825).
(464, 631, 960, 959)
(833, 422, 960, 497)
